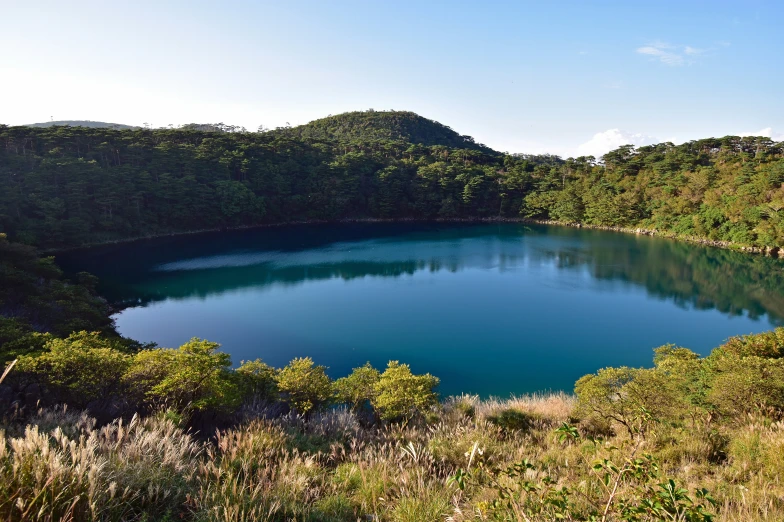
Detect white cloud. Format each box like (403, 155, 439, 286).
(636, 42, 707, 66)
(737, 127, 784, 141)
(637, 45, 684, 66)
(575, 129, 660, 158)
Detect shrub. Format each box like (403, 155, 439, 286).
(372, 361, 439, 422)
(124, 338, 240, 414)
(0, 318, 51, 362)
(333, 362, 380, 412)
(706, 355, 784, 417)
(716, 328, 784, 359)
(15, 331, 130, 406)
(236, 358, 278, 402)
(574, 365, 684, 435)
(276, 357, 333, 415)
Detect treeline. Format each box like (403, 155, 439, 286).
(1, 110, 782, 250)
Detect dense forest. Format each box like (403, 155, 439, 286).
(1, 110, 782, 251)
(2, 111, 784, 521)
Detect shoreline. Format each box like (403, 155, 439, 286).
(43, 216, 783, 259)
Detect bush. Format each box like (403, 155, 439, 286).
(0, 318, 50, 362)
(372, 361, 439, 422)
(236, 359, 278, 402)
(713, 328, 784, 359)
(574, 365, 684, 435)
(333, 362, 380, 412)
(275, 357, 333, 415)
(124, 338, 240, 414)
(706, 355, 784, 417)
(15, 331, 130, 406)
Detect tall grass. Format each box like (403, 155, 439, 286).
(0, 394, 782, 521)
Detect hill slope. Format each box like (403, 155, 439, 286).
(26, 120, 137, 130)
(286, 110, 498, 153)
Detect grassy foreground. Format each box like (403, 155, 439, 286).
(2, 329, 784, 521)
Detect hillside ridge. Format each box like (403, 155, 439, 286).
(284, 110, 498, 153)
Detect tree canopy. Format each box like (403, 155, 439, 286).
(1, 111, 782, 251)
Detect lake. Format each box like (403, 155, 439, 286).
(57, 222, 784, 397)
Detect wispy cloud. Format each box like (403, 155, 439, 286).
(636, 42, 708, 66)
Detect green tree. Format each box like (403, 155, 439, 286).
(236, 358, 279, 402)
(15, 331, 130, 406)
(275, 357, 333, 415)
(371, 361, 439, 422)
(123, 338, 239, 413)
(333, 362, 380, 412)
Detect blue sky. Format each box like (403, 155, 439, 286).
(1, 0, 782, 157)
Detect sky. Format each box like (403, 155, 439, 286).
(1, 0, 782, 158)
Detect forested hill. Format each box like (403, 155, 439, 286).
(0, 113, 783, 251)
(282, 110, 498, 153)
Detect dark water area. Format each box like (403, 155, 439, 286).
(57, 222, 784, 397)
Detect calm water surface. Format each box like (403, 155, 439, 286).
(58, 223, 784, 397)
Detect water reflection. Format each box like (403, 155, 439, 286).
(58, 222, 784, 323)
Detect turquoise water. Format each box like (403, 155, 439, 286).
(57, 223, 784, 397)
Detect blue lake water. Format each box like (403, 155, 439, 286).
(57, 223, 784, 397)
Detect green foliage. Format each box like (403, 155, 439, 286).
(333, 362, 380, 412)
(706, 354, 784, 417)
(2, 119, 783, 252)
(275, 357, 333, 415)
(124, 338, 239, 413)
(214, 180, 265, 223)
(285, 110, 497, 153)
(0, 234, 114, 361)
(235, 358, 278, 402)
(371, 361, 439, 422)
(575, 328, 784, 431)
(15, 331, 130, 405)
(0, 318, 50, 361)
(713, 328, 784, 359)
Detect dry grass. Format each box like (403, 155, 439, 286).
(0, 394, 782, 521)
